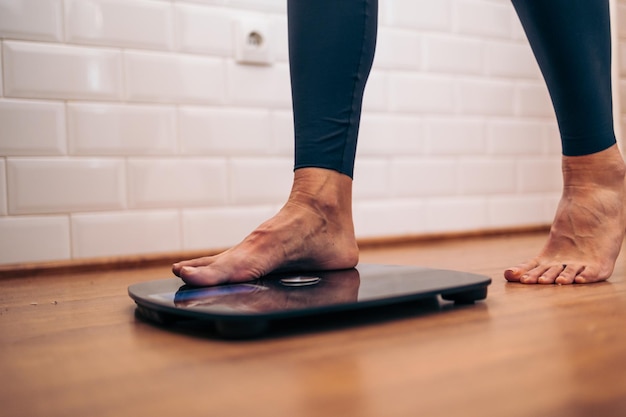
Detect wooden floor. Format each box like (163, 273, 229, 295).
(1, 231, 625, 417)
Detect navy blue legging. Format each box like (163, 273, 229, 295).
(288, 0, 616, 178)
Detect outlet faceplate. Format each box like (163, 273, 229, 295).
(234, 17, 273, 66)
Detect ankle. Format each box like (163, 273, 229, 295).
(562, 145, 625, 187)
(290, 168, 353, 214)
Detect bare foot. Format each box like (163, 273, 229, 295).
(172, 168, 359, 286)
(505, 144, 626, 284)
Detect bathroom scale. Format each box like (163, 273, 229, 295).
(129, 264, 491, 338)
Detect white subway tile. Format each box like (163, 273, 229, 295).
(175, 3, 233, 56)
(65, 0, 174, 50)
(459, 158, 516, 195)
(0, 0, 63, 42)
(515, 82, 554, 118)
(71, 210, 180, 258)
(425, 197, 487, 233)
(226, 61, 291, 108)
(67, 103, 176, 155)
(488, 194, 551, 228)
(270, 110, 294, 155)
(0, 215, 70, 264)
(182, 205, 276, 250)
(7, 158, 125, 214)
(618, 4, 626, 39)
(0, 99, 66, 155)
(424, 117, 486, 155)
(3, 41, 123, 100)
(0, 159, 6, 215)
(487, 119, 545, 155)
(620, 41, 626, 77)
(457, 79, 515, 116)
(127, 158, 228, 208)
(386, 0, 451, 31)
(228, 0, 286, 13)
(423, 35, 483, 75)
(510, 8, 527, 41)
(517, 158, 562, 193)
(455, 0, 512, 38)
(179, 106, 272, 155)
(544, 123, 562, 155)
(389, 73, 455, 113)
(353, 158, 390, 200)
(229, 157, 293, 204)
(485, 41, 540, 78)
(362, 70, 388, 112)
(124, 50, 225, 104)
(375, 28, 421, 70)
(270, 14, 289, 62)
(390, 158, 458, 197)
(353, 199, 426, 238)
(357, 113, 424, 156)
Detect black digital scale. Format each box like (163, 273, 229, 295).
(129, 264, 491, 338)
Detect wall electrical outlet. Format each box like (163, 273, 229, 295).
(234, 17, 273, 66)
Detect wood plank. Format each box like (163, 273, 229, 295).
(1, 232, 625, 417)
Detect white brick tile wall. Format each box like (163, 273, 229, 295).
(488, 194, 551, 228)
(0, 215, 71, 264)
(353, 158, 390, 200)
(7, 158, 126, 214)
(425, 197, 487, 233)
(354, 199, 426, 238)
(67, 103, 177, 155)
(389, 73, 455, 113)
(2, 0, 619, 266)
(362, 71, 389, 112)
(454, 0, 512, 38)
(423, 35, 483, 75)
(390, 158, 458, 197)
(357, 113, 423, 155)
(459, 158, 517, 194)
(124, 50, 225, 104)
(487, 119, 545, 155)
(386, 0, 451, 32)
(0, 159, 6, 215)
(3, 41, 123, 100)
(229, 157, 292, 204)
(127, 158, 228, 208)
(71, 210, 180, 259)
(485, 41, 540, 78)
(424, 117, 486, 155)
(0, 0, 63, 42)
(65, 0, 174, 50)
(179, 106, 272, 155)
(225, 61, 291, 108)
(270, 110, 294, 155)
(228, 0, 286, 13)
(0, 99, 67, 155)
(175, 3, 233, 56)
(515, 82, 554, 118)
(457, 78, 515, 115)
(182, 205, 276, 250)
(517, 158, 562, 193)
(375, 28, 422, 70)
(270, 14, 289, 62)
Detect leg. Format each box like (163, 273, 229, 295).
(173, 0, 378, 286)
(505, 0, 626, 284)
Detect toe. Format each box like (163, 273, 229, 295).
(554, 264, 582, 285)
(520, 265, 548, 284)
(574, 265, 610, 284)
(504, 260, 539, 282)
(537, 265, 566, 284)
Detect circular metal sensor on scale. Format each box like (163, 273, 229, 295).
(280, 276, 321, 287)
